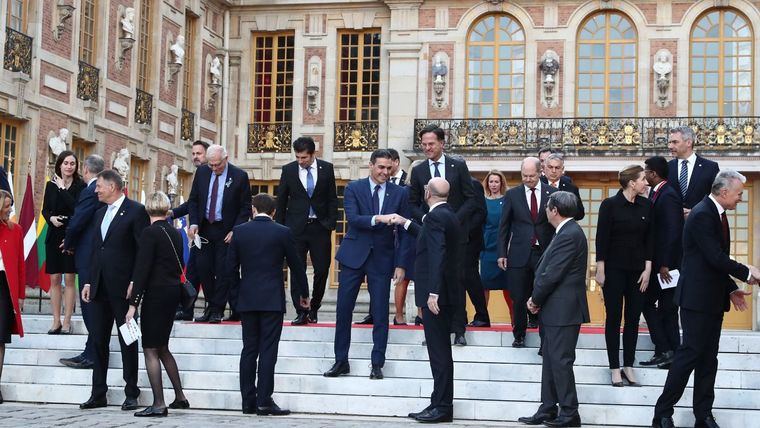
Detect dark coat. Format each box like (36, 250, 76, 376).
(274, 159, 338, 235)
(667, 155, 720, 209)
(187, 162, 252, 233)
(497, 183, 557, 267)
(541, 175, 585, 220)
(650, 182, 683, 271)
(64, 180, 106, 272)
(129, 221, 185, 306)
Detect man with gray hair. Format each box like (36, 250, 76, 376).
(667, 126, 719, 217)
(540, 153, 585, 220)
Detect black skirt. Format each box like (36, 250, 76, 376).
(45, 228, 77, 274)
(140, 285, 180, 348)
(0, 273, 15, 344)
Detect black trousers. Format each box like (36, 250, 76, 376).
(642, 274, 680, 355)
(654, 309, 723, 421)
(77, 264, 94, 360)
(196, 221, 229, 313)
(89, 287, 139, 400)
(292, 221, 332, 314)
(178, 246, 201, 316)
(602, 267, 646, 368)
(423, 304, 454, 414)
(453, 243, 489, 331)
(240, 311, 284, 409)
(538, 324, 581, 418)
(506, 248, 541, 339)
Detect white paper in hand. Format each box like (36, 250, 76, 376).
(193, 233, 202, 249)
(119, 318, 141, 346)
(659, 269, 679, 290)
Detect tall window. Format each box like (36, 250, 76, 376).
(71, 138, 93, 170)
(182, 14, 197, 109)
(576, 12, 637, 117)
(136, 0, 152, 90)
(466, 14, 525, 118)
(337, 30, 381, 122)
(79, 0, 97, 64)
(690, 9, 753, 116)
(251, 33, 294, 124)
(129, 157, 146, 198)
(6, 0, 25, 32)
(1, 120, 19, 187)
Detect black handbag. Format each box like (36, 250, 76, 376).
(159, 226, 197, 312)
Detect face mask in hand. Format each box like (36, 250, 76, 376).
(191, 234, 209, 249)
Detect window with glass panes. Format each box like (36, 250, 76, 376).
(6, 0, 25, 32)
(182, 14, 197, 109)
(466, 14, 525, 118)
(337, 30, 381, 122)
(1, 120, 19, 194)
(129, 157, 146, 198)
(576, 12, 637, 117)
(251, 33, 294, 124)
(79, 0, 97, 64)
(136, 0, 152, 90)
(71, 139, 93, 174)
(690, 9, 753, 116)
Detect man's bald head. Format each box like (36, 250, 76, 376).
(520, 156, 542, 189)
(425, 177, 450, 206)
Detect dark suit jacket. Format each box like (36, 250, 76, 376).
(532, 220, 590, 326)
(467, 177, 487, 251)
(227, 216, 308, 313)
(0, 166, 10, 196)
(390, 170, 408, 187)
(650, 182, 683, 271)
(408, 156, 476, 234)
(335, 178, 412, 274)
(187, 163, 251, 233)
(42, 179, 86, 244)
(86, 197, 150, 299)
(541, 175, 585, 220)
(275, 159, 338, 235)
(129, 221, 185, 306)
(64, 180, 106, 272)
(406, 203, 463, 308)
(497, 183, 557, 267)
(675, 196, 749, 314)
(667, 155, 720, 209)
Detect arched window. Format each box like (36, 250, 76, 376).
(576, 12, 637, 117)
(466, 14, 525, 118)
(690, 9, 753, 116)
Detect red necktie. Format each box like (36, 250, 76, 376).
(530, 188, 538, 245)
(208, 173, 220, 223)
(721, 212, 730, 246)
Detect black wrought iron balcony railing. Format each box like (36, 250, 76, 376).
(3, 27, 33, 75)
(247, 123, 292, 153)
(334, 121, 379, 152)
(413, 117, 760, 156)
(135, 88, 153, 125)
(181, 109, 195, 141)
(76, 61, 99, 101)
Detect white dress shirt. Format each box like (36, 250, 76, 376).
(524, 181, 543, 211)
(298, 158, 319, 190)
(428, 155, 446, 180)
(677, 152, 698, 188)
(554, 218, 573, 235)
(708, 194, 752, 283)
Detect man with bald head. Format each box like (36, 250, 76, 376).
(498, 157, 557, 347)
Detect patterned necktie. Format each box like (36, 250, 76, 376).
(721, 212, 730, 246)
(101, 205, 117, 240)
(208, 173, 220, 222)
(306, 167, 316, 217)
(679, 159, 689, 198)
(433, 162, 441, 177)
(372, 184, 381, 215)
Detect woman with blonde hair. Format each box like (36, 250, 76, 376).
(479, 171, 514, 321)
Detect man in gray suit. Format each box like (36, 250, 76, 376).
(519, 191, 589, 428)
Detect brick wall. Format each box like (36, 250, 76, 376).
(34, 110, 69, 211)
(200, 127, 216, 143)
(524, 6, 544, 27)
(39, 62, 72, 104)
(302, 47, 326, 125)
(638, 4, 658, 25)
(449, 8, 467, 29)
(107, 0, 134, 86)
(104, 132, 127, 168)
(105, 89, 130, 126)
(649, 40, 678, 117)
(672, 2, 693, 24)
(558, 5, 579, 26)
(155, 149, 174, 191)
(159, 18, 181, 106)
(419, 9, 435, 29)
(40, 0, 74, 60)
(427, 43, 453, 120)
(535, 41, 564, 118)
(158, 110, 177, 143)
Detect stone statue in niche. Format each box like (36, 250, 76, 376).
(539, 50, 560, 109)
(48, 128, 69, 157)
(210, 57, 222, 85)
(170, 35, 185, 65)
(431, 54, 449, 109)
(653, 50, 672, 108)
(121, 7, 135, 39)
(113, 148, 131, 180)
(166, 164, 179, 196)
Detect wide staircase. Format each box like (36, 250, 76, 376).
(4, 315, 760, 426)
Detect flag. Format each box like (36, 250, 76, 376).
(176, 215, 190, 265)
(19, 175, 50, 291)
(7, 169, 15, 221)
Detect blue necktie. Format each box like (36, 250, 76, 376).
(679, 159, 688, 199)
(433, 162, 441, 177)
(306, 167, 315, 217)
(101, 205, 117, 240)
(372, 184, 381, 215)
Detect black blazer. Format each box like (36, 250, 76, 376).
(650, 182, 683, 271)
(541, 175, 585, 220)
(408, 156, 476, 232)
(227, 216, 308, 313)
(497, 183, 557, 267)
(596, 190, 655, 271)
(42, 179, 86, 243)
(274, 159, 338, 235)
(467, 177, 487, 250)
(86, 197, 150, 299)
(64, 180, 105, 271)
(390, 170, 408, 187)
(675, 197, 749, 314)
(407, 203, 463, 308)
(532, 220, 590, 326)
(0, 166, 10, 196)
(667, 155, 720, 209)
(187, 163, 251, 233)
(129, 221, 184, 306)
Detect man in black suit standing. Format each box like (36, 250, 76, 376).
(461, 174, 490, 330)
(652, 171, 759, 428)
(498, 157, 557, 347)
(79, 169, 150, 411)
(387, 148, 408, 186)
(667, 125, 720, 218)
(541, 153, 585, 220)
(187, 144, 251, 323)
(519, 191, 589, 428)
(641, 156, 683, 370)
(395, 177, 462, 423)
(275, 137, 338, 325)
(228, 193, 309, 416)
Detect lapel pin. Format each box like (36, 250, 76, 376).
(225, 178, 233, 188)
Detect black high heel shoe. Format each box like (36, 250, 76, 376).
(414, 316, 423, 326)
(621, 369, 641, 387)
(48, 325, 62, 335)
(169, 399, 190, 409)
(611, 370, 624, 387)
(134, 406, 168, 417)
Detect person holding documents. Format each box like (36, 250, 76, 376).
(595, 165, 654, 387)
(126, 191, 189, 417)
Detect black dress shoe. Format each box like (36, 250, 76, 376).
(468, 320, 491, 328)
(48, 325, 62, 335)
(453, 333, 467, 346)
(308, 309, 319, 323)
(640, 353, 666, 366)
(242, 407, 256, 414)
(651, 416, 675, 428)
(408, 405, 432, 418)
(121, 397, 139, 411)
(512, 337, 526, 348)
(169, 399, 190, 409)
(518, 412, 557, 425)
(657, 351, 675, 370)
(370, 365, 383, 380)
(59, 354, 84, 367)
(527, 315, 539, 329)
(194, 310, 211, 322)
(291, 313, 309, 325)
(355, 314, 373, 325)
(695, 416, 720, 428)
(174, 310, 190, 321)
(72, 359, 94, 369)
(223, 311, 240, 322)
(208, 311, 223, 324)
(543, 414, 581, 427)
(414, 316, 423, 326)
(256, 402, 291, 416)
(80, 396, 107, 409)
(134, 406, 168, 417)
(414, 407, 453, 423)
(323, 361, 350, 377)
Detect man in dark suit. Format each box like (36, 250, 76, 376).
(275, 137, 338, 325)
(520, 191, 589, 428)
(58, 155, 106, 370)
(187, 144, 251, 323)
(461, 175, 489, 330)
(323, 149, 412, 380)
(498, 157, 557, 347)
(652, 171, 758, 428)
(395, 177, 463, 423)
(388, 148, 408, 186)
(227, 193, 309, 416)
(541, 153, 585, 220)
(667, 125, 720, 217)
(641, 156, 683, 370)
(79, 169, 150, 411)
(0, 166, 10, 195)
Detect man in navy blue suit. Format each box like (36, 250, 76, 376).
(667, 126, 720, 217)
(228, 193, 309, 416)
(58, 154, 106, 370)
(324, 149, 412, 380)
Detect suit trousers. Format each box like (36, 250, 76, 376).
(602, 267, 646, 368)
(196, 221, 230, 313)
(538, 325, 581, 418)
(77, 265, 94, 361)
(423, 304, 454, 413)
(506, 248, 541, 339)
(654, 309, 723, 421)
(454, 243, 490, 330)
(334, 259, 391, 366)
(642, 277, 680, 355)
(240, 311, 284, 409)
(89, 287, 139, 400)
(293, 221, 332, 313)
(177, 246, 201, 316)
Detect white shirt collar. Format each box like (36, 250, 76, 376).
(681, 152, 697, 165)
(300, 158, 318, 171)
(255, 213, 272, 219)
(653, 180, 667, 192)
(429, 201, 446, 212)
(368, 176, 385, 189)
(392, 169, 404, 180)
(87, 177, 97, 186)
(109, 193, 126, 211)
(555, 218, 573, 234)
(428, 154, 445, 165)
(708, 194, 725, 216)
(525, 181, 542, 193)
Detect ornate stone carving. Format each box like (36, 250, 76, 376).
(3, 28, 33, 75)
(247, 123, 292, 153)
(48, 128, 69, 157)
(53, 2, 76, 41)
(334, 122, 378, 152)
(539, 50, 560, 109)
(653, 49, 672, 108)
(431, 52, 449, 110)
(306, 56, 322, 115)
(77, 61, 99, 101)
(116, 7, 136, 70)
(166, 164, 179, 196)
(112, 148, 131, 181)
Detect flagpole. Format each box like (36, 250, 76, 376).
(29, 154, 43, 313)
